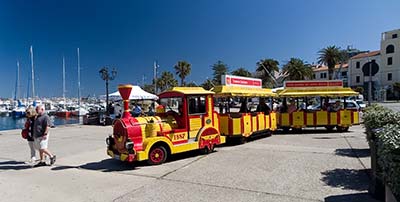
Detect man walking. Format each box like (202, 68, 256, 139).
(33, 105, 56, 166)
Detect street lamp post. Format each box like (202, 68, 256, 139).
(368, 58, 372, 106)
(99, 67, 117, 115)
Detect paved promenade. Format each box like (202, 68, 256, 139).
(0, 124, 378, 202)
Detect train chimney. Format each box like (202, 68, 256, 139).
(118, 84, 133, 118)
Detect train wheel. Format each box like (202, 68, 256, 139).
(148, 146, 167, 165)
(238, 137, 247, 144)
(200, 144, 213, 154)
(337, 126, 349, 132)
(326, 126, 334, 131)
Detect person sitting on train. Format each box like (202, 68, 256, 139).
(287, 99, 297, 113)
(239, 98, 249, 113)
(256, 98, 270, 114)
(279, 101, 288, 113)
(328, 100, 342, 112)
(132, 103, 142, 117)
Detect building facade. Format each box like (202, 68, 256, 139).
(312, 64, 349, 86)
(347, 29, 400, 100)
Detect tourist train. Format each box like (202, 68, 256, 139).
(106, 77, 361, 165)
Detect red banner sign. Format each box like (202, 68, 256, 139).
(285, 80, 343, 88)
(222, 75, 262, 88)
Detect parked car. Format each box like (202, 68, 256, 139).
(356, 100, 366, 109)
(307, 100, 361, 111)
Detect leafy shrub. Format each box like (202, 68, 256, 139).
(363, 104, 400, 142)
(376, 124, 400, 200)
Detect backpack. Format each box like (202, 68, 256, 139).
(21, 120, 30, 139)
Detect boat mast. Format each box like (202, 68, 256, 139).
(30, 46, 35, 99)
(14, 61, 20, 101)
(77, 48, 81, 107)
(63, 56, 66, 103)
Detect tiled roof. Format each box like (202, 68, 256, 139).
(350, 50, 380, 60)
(312, 63, 348, 72)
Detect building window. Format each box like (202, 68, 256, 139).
(312, 74, 316, 79)
(372, 59, 376, 63)
(386, 45, 395, 54)
(356, 61, 360, 69)
(388, 57, 393, 65)
(341, 71, 347, 78)
(393, 34, 398, 39)
(320, 72, 327, 79)
(388, 73, 392, 81)
(356, 76, 360, 83)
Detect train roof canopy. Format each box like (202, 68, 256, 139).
(161, 87, 214, 95)
(212, 85, 275, 97)
(278, 87, 359, 97)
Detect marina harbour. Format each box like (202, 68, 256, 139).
(0, 116, 80, 131)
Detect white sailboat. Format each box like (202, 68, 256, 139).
(55, 56, 72, 117)
(11, 61, 26, 118)
(72, 48, 88, 116)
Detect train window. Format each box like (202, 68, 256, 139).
(188, 96, 206, 115)
(159, 97, 183, 115)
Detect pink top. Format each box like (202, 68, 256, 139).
(288, 104, 297, 113)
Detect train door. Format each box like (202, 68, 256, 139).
(187, 95, 207, 140)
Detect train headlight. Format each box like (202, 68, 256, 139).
(125, 139, 134, 150)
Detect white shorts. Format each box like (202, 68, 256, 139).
(34, 134, 49, 149)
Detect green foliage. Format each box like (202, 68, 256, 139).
(282, 58, 313, 81)
(156, 71, 178, 92)
(256, 58, 279, 88)
(231, 67, 252, 77)
(211, 61, 229, 85)
(376, 124, 400, 199)
(174, 61, 191, 86)
(142, 84, 155, 94)
(354, 86, 364, 94)
(318, 46, 342, 80)
(363, 104, 399, 141)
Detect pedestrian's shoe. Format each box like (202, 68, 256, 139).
(34, 161, 47, 167)
(50, 155, 56, 165)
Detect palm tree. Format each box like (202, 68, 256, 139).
(282, 58, 313, 80)
(256, 59, 279, 87)
(156, 71, 178, 92)
(318, 46, 342, 80)
(211, 61, 229, 85)
(231, 67, 252, 77)
(174, 60, 191, 86)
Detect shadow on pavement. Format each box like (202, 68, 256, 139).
(0, 160, 33, 170)
(325, 193, 379, 202)
(274, 129, 354, 135)
(321, 168, 370, 191)
(335, 148, 370, 158)
(78, 159, 136, 172)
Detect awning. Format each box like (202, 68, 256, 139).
(278, 87, 359, 97)
(212, 85, 276, 97)
(101, 86, 158, 101)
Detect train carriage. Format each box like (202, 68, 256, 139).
(212, 85, 277, 142)
(276, 80, 361, 132)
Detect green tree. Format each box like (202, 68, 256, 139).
(142, 84, 155, 94)
(201, 79, 214, 90)
(354, 86, 364, 94)
(211, 61, 229, 85)
(231, 67, 252, 77)
(174, 60, 191, 86)
(256, 59, 279, 87)
(318, 46, 343, 80)
(282, 58, 313, 80)
(156, 71, 178, 92)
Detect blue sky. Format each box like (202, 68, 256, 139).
(0, 0, 400, 98)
